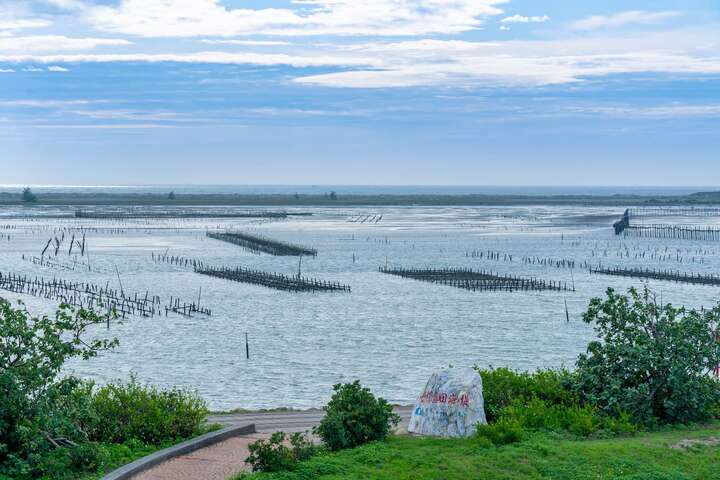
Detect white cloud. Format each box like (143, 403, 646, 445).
(571, 10, 681, 30)
(293, 29, 720, 88)
(0, 18, 51, 31)
(22, 66, 44, 72)
(570, 104, 720, 118)
(82, 0, 507, 37)
(200, 40, 291, 46)
(0, 35, 131, 53)
(47, 65, 69, 72)
(0, 99, 101, 107)
(0, 51, 381, 68)
(29, 123, 184, 129)
(501, 15, 549, 24)
(0, 68, 14, 73)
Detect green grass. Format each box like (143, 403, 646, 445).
(238, 423, 720, 480)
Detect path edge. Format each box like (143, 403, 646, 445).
(101, 423, 257, 480)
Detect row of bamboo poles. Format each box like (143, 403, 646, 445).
(628, 207, 720, 217)
(623, 225, 720, 241)
(379, 267, 573, 292)
(590, 266, 720, 286)
(196, 265, 350, 292)
(207, 231, 318, 257)
(0, 272, 211, 318)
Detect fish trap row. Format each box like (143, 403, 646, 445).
(196, 266, 350, 292)
(622, 225, 720, 241)
(0, 272, 211, 318)
(379, 267, 572, 292)
(590, 266, 720, 286)
(206, 231, 318, 256)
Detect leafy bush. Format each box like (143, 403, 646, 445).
(577, 287, 720, 425)
(0, 299, 209, 479)
(83, 376, 208, 444)
(475, 417, 525, 446)
(245, 431, 318, 472)
(0, 299, 116, 477)
(474, 366, 578, 422)
(314, 381, 400, 451)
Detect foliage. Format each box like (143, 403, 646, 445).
(474, 366, 578, 422)
(21, 187, 37, 203)
(0, 299, 209, 479)
(498, 398, 636, 437)
(314, 381, 400, 451)
(82, 376, 208, 444)
(475, 417, 525, 446)
(576, 287, 720, 425)
(167, 191, 176, 200)
(236, 423, 720, 480)
(245, 432, 318, 473)
(0, 299, 116, 476)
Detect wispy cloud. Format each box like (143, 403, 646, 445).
(501, 15, 549, 24)
(28, 123, 185, 129)
(569, 104, 720, 118)
(0, 35, 131, 53)
(0, 99, 103, 107)
(47, 65, 69, 72)
(571, 10, 681, 31)
(0, 68, 14, 73)
(0, 51, 380, 68)
(199, 40, 291, 46)
(0, 18, 51, 31)
(80, 0, 507, 37)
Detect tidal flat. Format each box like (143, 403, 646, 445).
(1, 204, 719, 410)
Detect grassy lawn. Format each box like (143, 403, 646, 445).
(241, 423, 720, 480)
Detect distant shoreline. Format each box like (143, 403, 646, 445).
(2, 190, 720, 206)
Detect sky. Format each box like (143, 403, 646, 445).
(0, 0, 719, 186)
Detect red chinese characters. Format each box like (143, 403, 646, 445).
(418, 390, 469, 407)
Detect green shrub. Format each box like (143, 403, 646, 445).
(577, 287, 720, 425)
(68, 442, 107, 471)
(0, 299, 116, 477)
(475, 417, 525, 446)
(500, 398, 600, 436)
(492, 396, 637, 438)
(84, 376, 208, 444)
(245, 431, 318, 472)
(314, 381, 400, 451)
(474, 367, 578, 422)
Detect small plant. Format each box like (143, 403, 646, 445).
(289, 431, 318, 462)
(475, 417, 525, 446)
(245, 431, 317, 472)
(167, 190, 176, 200)
(314, 381, 400, 451)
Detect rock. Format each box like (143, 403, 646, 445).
(408, 367, 487, 438)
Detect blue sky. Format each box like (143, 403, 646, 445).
(0, 0, 719, 186)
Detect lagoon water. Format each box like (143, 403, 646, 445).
(1, 204, 720, 410)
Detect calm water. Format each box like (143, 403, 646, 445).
(1, 204, 719, 410)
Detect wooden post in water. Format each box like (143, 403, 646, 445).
(245, 332, 250, 359)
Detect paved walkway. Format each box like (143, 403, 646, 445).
(132, 406, 414, 480)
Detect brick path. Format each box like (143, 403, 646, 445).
(130, 406, 413, 480)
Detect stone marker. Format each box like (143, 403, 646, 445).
(408, 367, 486, 438)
